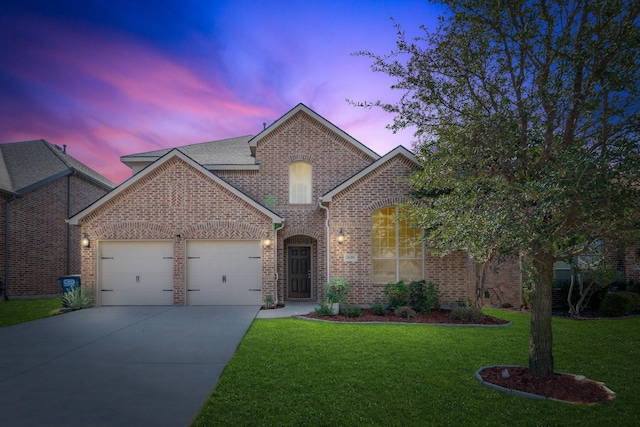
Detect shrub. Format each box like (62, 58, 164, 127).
(342, 306, 363, 318)
(522, 288, 533, 309)
(324, 278, 349, 303)
(62, 288, 93, 310)
(369, 302, 386, 316)
(263, 295, 274, 309)
(314, 303, 334, 317)
(394, 306, 416, 319)
(600, 291, 639, 317)
(450, 306, 485, 323)
(409, 280, 439, 312)
(384, 281, 409, 308)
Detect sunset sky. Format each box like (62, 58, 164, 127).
(1, 0, 444, 184)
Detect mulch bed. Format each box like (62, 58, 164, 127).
(478, 366, 615, 404)
(301, 308, 509, 325)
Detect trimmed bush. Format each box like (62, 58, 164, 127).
(450, 306, 485, 323)
(369, 302, 386, 316)
(384, 281, 409, 308)
(342, 306, 363, 318)
(394, 306, 416, 319)
(600, 291, 639, 317)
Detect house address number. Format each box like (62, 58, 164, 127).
(344, 254, 358, 262)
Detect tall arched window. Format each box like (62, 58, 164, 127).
(289, 162, 312, 204)
(372, 206, 423, 283)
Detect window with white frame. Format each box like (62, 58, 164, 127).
(289, 162, 312, 204)
(372, 206, 423, 283)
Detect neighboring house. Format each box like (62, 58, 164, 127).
(69, 104, 525, 307)
(0, 140, 114, 298)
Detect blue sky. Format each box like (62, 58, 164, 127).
(0, 0, 444, 183)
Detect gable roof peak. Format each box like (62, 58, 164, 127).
(249, 103, 380, 160)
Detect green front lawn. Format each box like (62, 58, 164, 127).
(193, 309, 640, 426)
(0, 297, 62, 328)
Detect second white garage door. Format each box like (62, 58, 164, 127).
(186, 240, 262, 305)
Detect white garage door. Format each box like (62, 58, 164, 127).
(99, 241, 174, 305)
(187, 240, 262, 305)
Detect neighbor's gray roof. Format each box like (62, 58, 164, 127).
(0, 140, 115, 195)
(120, 135, 256, 166)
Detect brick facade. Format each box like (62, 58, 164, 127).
(1, 174, 109, 297)
(78, 157, 276, 305)
(71, 105, 637, 307)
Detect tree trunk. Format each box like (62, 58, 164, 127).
(529, 250, 554, 378)
(475, 261, 488, 309)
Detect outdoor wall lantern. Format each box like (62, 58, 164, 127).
(81, 233, 90, 248)
(337, 228, 345, 245)
(264, 233, 272, 247)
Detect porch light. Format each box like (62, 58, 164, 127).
(337, 228, 345, 244)
(264, 233, 272, 247)
(81, 233, 90, 248)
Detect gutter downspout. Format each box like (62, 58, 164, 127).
(318, 198, 330, 284)
(3, 198, 10, 300)
(66, 174, 72, 275)
(274, 221, 284, 306)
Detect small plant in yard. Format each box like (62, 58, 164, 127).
(370, 302, 386, 316)
(600, 291, 639, 317)
(324, 277, 349, 303)
(341, 306, 363, 318)
(263, 295, 275, 309)
(394, 306, 416, 319)
(62, 288, 93, 310)
(384, 281, 409, 308)
(314, 303, 334, 317)
(450, 306, 485, 323)
(409, 280, 439, 312)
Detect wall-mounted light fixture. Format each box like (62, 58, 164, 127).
(81, 233, 90, 248)
(264, 233, 272, 247)
(337, 228, 345, 244)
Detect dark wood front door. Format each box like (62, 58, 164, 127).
(288, 246, 311, 298)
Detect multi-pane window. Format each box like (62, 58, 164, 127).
(372, 206, 423, 283)
(289, 162, 312, 204)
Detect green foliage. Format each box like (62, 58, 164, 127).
(324, 278, 349, 304)
(0, 297, 62, 328)
(341, 306, 363, 318)
(522, 288, 533, 310)
(450, 306, 485, 323)
(369, 302, 387, 316)
(324, 291, 343, 305)
(394, 306, 416, 319)
(356, 0, 640, 376)
(600, 291, 639, 317)
(314, 303, 334, 317)
(62, 288, 93, 310)
(408, 280, 439, 312)
(193, 311, 640, 426)
(383, 281, 409, 308)
(263, 295, 274, 309)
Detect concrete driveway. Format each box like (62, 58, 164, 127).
(0, 305, 260, 427)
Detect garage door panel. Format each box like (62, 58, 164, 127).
(187, 240, 262, 305)
(100, 241, 174, 306)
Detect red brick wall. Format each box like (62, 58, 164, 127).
(220, 111, 376, 301)
(624, 245, 640, 282)
(469, 257, 523, 308)
(3, 175, 108, 296)
(79, 157, 275, 305)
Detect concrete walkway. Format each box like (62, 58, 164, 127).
(0, 306, 259, 427)
(256, 304, 318, 319)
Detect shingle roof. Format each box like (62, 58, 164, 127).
(121, 135, 256, 166)
(0, 140, 115, 195)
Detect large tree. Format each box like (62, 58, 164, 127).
(357, 0, 640, 377)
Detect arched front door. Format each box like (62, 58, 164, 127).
(287, 246, 311, 298)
